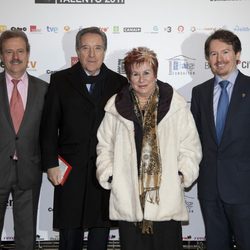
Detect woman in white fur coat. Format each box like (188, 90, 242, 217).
(96, 47, 202, 250)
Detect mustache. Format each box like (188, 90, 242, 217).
(10, 59, 22, 64)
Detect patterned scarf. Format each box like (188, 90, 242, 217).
(130, 85, 162, 234)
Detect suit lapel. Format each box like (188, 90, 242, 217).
(67, 64, 95, 104)
(17, 74, 36, 134)
(0, 72, 16, 130)
(222, 72, 245, 143)
(205, 79, 218, 143)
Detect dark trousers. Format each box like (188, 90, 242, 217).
(119, 220, 183, 250)
(200, 198, 250, 250)
(59, 227, 110, 250)
(0, 160, 41, 250)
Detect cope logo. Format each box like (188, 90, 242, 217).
(168, 55, 195, 76)
(46, 69, 58, 74)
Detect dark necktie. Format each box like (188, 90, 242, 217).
(10, 79, 24, 133)
(89, 83, 95, 94)
(216, 80, 229, 144)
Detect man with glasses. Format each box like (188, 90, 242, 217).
(41, 26, 127, 250)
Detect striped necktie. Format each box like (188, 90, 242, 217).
(10, 79, 24, 133)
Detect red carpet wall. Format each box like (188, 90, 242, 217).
(1, 0, 250, 242)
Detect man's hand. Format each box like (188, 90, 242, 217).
(47, 166, 62, 186)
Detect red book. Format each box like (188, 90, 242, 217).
(58, 156, 72, 185)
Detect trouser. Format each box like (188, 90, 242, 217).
(59, 227, 110, 250)
(200, 198, 250, 250)
(0, 160, 41, 250)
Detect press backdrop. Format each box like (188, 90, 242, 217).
(1, 0, 250, 241)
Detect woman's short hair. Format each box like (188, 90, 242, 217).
(124, 47, 158, 80)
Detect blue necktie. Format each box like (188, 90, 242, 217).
(216, 80, 230, 143)
(88, 83, 95, 94)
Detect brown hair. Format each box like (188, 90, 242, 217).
(204, 29, 241, 60)
(124, 47, 158, 80)
(0, 30, 30, 55)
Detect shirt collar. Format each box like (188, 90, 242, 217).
(214, 69, 239, 87)
(84, 69, 100, 76)
(6, 72, 28, 86)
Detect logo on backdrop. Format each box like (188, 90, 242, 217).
(47, 26, 59, 33)
(144, 26, 159, 34)
(35, 0, 125, 3)
(123, 27, 141, 32)
(117, 59, 125, 75)
(46, 69, 58, 74)
(27, 61, 38, 71)
(71, 56, 79, 66)
(184, 195, 194, 213)
(234, 25, 250, 32)
(168, 55, 195, 76)
(241, 60, 250, 69)
(164, 26, 172, 33)
(11, 26, 27, 32)
(177, 25, 185, 33)
(30, 25, 42, 33)
(112, 26, 120, 34)
(0, 25, 7, 33)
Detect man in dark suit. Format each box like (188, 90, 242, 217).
(191, 29, 250, 250)
(41, 27, 127, 250)
(0, 30, 48, 250)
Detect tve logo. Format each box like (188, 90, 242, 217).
(46, 26, 59, 33)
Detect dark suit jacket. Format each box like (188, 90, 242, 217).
(40, 62, 128, 229)
(0, 71, 48, 190)
(191, 71, 250, 204)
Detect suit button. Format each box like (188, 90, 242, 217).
(15, 137, 19, 140)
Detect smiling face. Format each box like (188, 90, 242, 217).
(76, 33, 105, 75)
(130, 62, 157, 99)
(0, 37, 29, 79)
(207, 39, 240, 79)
